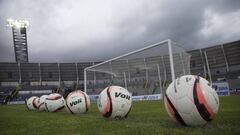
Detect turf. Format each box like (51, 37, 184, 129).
(0, 96, 240, 135)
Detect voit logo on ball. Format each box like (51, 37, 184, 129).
(70, 98, 82, 107)
(115, 92, 131, 100)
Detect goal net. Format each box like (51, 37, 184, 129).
(84, 39, 191, 98)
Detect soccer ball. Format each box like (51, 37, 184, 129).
(38, 95, 48, 111)
(164, 75, 219, 126)
(65, 90, 90, 114)
(97, 86, 132, 119)
(25, 96, 40, 110)
(45, 93, 65, 112)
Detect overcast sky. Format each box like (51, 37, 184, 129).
(0, 0, 239, 62)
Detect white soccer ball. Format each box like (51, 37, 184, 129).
(26, 96, 40, 110)
(45, 93, 65, 112)
(65, 90, 90, 114)
(164, 75, 219, 126)
(38, 95, 48, 111)
(97, 86, 132, 119)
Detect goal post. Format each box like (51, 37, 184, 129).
(84, 39, 191, 98)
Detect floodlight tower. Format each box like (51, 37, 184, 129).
(7, 18, 29, 63)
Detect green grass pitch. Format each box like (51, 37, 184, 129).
(0, 96, 240, 135)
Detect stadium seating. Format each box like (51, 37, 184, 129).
(0, 40, 240, 102)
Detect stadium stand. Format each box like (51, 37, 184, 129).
(0, 40, 240, 103)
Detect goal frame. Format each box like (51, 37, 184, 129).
(84, 39, 181, 94)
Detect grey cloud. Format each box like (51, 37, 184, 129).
(0, 0, 239, 62)
(207, 0, 240, 13)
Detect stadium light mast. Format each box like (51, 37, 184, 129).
(7, 18, 29, 63)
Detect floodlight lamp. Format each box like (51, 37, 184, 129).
(7, 18, 29, 28)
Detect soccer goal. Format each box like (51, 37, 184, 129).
(84, 39, 191, 98)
